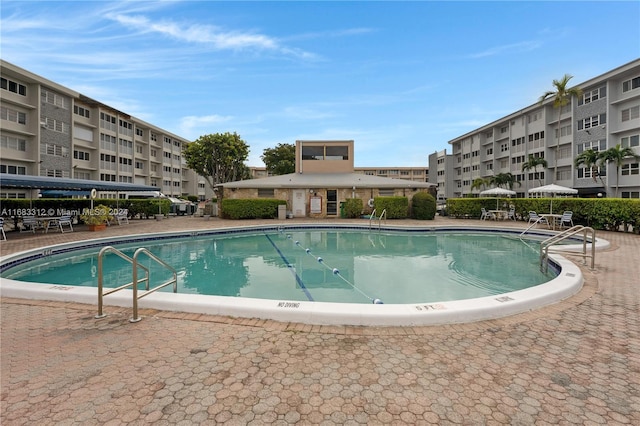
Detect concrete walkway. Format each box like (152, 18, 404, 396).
(1, 216, 638, 424)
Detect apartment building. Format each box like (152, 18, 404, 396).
(0, 60, 206, 200)
(427, 149, 455, 202)
(445, 59, 640, 199)
(250, 166, 429, 182)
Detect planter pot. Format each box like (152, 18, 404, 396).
(87, 224, 107, 232)
(155, 214, 164, 221)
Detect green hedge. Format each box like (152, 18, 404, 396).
(446, 197, 640, 232)
(0, 198, 170, 220)
(220, 198, 287, 219)
(343, 198, 363, 218)
(373, 196, 408, 219)
(411, 192, 436, 220)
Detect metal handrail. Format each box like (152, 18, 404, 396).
(131, 248, 178, 322)
(540, 225, 596, 272)
(96, 246, 148, 319)
(368, 208, 387, 230)
(95, 245, 177, 323)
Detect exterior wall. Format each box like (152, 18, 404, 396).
(0, 60, 196, 199)
(220, 187, 429, 218)
(445, 59, 640, 199)
(295, 140, 354, 174)
(428, 149, 454, 201)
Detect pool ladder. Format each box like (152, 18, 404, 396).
(539, 225, 596, 273)
(369, 208, 387, 230)
(95, 246, 177, 323)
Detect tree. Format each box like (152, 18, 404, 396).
(521, 155, 548, 186)
(539, 74, 582, 179)
(490, 173, 521, 190)
(598, 144, 640, 197)
(261, 143, 295, 175)
(183, 132, 250, 193)
(574, 149, 603, 184)
(470, 177, 491, 193)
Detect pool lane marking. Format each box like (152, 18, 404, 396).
(264, 234, 314, 301)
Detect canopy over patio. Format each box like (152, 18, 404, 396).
(528, 184, 578, 214)
(0, 174, 159, 192)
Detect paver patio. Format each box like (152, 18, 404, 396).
(1, 216, 638, 424)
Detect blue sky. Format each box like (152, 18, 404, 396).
(2, 1, 639, 167)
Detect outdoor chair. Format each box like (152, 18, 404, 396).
(56, 214, 74, 233)
(528, 211, 548, 226)
(0, 217, 6, 240)
(559, 211, 574, 228)
(115, 210, 129, 225)
(507, 208, 516, 221)
(20, 216, 38, 233)
(480, 208, 494, 221)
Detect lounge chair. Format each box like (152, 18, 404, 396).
(507, 208, 516, 221)
(115, 210, 129, 225)
(528, 211, 548, 226)
(0, 217, 6, 240)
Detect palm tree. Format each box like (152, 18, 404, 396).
(598, 144, 640, 197)
(470, 177, 491, 194)
(490, 173, 521, 190)
(521, 155, 548, 186)
(539, 74, 582, 180)
(574, 148, 603, 184)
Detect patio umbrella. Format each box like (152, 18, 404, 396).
(480, 187, 516, 209)
(528, 184, 578, 213)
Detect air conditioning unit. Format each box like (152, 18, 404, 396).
(40, 122, 47, 127)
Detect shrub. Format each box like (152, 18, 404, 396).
(373, 196, 408, 219)
(411, 192, 436, 220)
(221, 198, 287, 219)
(343, 198, 363, 218)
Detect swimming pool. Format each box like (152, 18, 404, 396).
(0, 224, 594, 326)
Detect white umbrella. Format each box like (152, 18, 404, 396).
(528, 184, 578, 213)
(480, 187, 516, 209)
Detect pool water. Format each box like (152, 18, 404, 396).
(1, 230, 556, 305)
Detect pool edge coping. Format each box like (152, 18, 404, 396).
(0, 224, 606, 326)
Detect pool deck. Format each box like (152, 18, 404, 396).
(1, 216, 638, 424)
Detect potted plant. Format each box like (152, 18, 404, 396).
(80, 204, 113, 231)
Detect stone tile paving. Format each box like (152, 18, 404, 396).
(1, 217, 639, 424)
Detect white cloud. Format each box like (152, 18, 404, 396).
(179, 114, 234, 137)
(469, 40, 542, 59)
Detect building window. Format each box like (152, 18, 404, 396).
(100, 133, 117, 151)
(621, 191, 640, 199)
(578, 86, 606, 105)
(622, 76, 640, 93)
(73, 150, 90, 161)
(621, 134, 639, 148)
(135, 161, 144, 170)
(42, 117, 70, 134)
(258, 188, 274, 198)
(100, 173, 116, 182)
(578, 114, 606, 130)
(621, 105, 640, 122)
(621, 163, 639, 176)
(41, 89, 69, 109)
(1, 106, 26, 124)
(0, 164, 27, 175)
(1, 77, 27, 96)
(302, 145, 348, 160)
(100, 112, 117, 131)
(74, 105, 91, 118)
(1, 135, 27, 151)
(41, 143, 69, 157)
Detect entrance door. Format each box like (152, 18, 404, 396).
(292, 190, 306, 217)
(327, 190, 337, 216)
